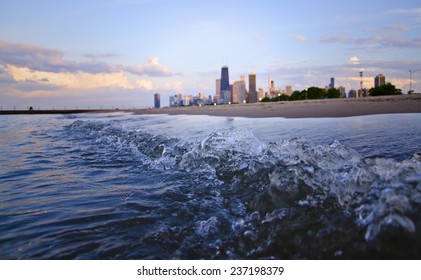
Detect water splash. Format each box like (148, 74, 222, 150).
(66, 120, 421, 258)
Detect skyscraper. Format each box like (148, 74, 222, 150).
(286, 85, 292, 96)
(169, 95, 178, 107)
(220, 66, 231, 103)
(338, 86, 346, 98)
(220, 66, 230, 91)
(233, 80, 246, 104)
(248, 73, 257, 103)
(329, 77, 335, 88)
(348, 89, 357, 98)
(270, 80, 275, 96)
(375, 74, 386, 88)
(154, 93, 160, 108)
(215, 79, 221, 102)
(258, 88, 265, 100)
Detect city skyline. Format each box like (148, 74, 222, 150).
(1, 0, 421, 109)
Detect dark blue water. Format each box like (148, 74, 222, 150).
(0, 113, 420, 259)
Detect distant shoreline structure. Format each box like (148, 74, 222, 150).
(1, 95, 420, 118)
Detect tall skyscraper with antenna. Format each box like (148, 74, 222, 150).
(220, 65, 231, 103)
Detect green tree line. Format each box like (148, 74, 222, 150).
(368, 83, 402, 96)
(261, 87, 341, 102)
(261, 83, 402, 103)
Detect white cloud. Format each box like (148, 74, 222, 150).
(85, 53, 119, 60)
(133, 80, 183, 92)
(0, 40, 186, 98)
(161, 81, 183, 92)
(290, 33, 306, 42)
(389, 78, 411, 90)
(0, 40, 118, 74)
(6, 65, 186, 93)
(135, 79, 154, 91)
(388, 24, 412, 31)
(387, 8, 421, 19)
(349, 56, 360, 65)
(125, 57, 173, 77)
(322, 33, 421, 49)
(7, 65, 133, 89)
(0, 41, 177, 77)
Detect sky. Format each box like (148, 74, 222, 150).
(1, 0, 421, 109)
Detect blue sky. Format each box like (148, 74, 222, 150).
(1, 0, 420, 109)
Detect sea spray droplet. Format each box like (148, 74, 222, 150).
(365, 214, 415, 242)
(231, 219, 245, 236)
(195, 217, 219, 238)
(243, 230, 257, 241)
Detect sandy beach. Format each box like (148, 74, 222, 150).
(1, 95, 420, 118)
(132, 95, 421, 118)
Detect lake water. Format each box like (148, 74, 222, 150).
(0, 112, 420, 259)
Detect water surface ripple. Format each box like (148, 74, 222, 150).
(0, 113, 420, 259)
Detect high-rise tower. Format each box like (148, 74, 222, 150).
(330, 77, 335, 88)
(215, 79, 221, 102)
(375, 74, 385, 88)
(220, 66, 231, 103)
(286, 85, 292, 96)
(220, 66, 230, 91)
(248, 73, 257, 103)
(270, 80, 275, 96)
(154, 93, 160, 109)
(233, 80, 246, 104)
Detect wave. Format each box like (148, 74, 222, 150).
(67, 119, 421, 259)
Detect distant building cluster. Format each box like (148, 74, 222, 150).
(214, 66, 294, 104)
(154, 65, 392, 107)
(347, 73, 386, 98)
(325, 74, 387, 98)
(169, 92, 213, 107)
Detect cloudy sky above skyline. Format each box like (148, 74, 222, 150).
(1, 0, 421, 109)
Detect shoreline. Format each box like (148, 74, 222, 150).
(132, 95, 421, 118)
(0, 109, 118, 115)
(1, 95, 420, 118)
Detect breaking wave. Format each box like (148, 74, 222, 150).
(63, 120, 421, 259)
